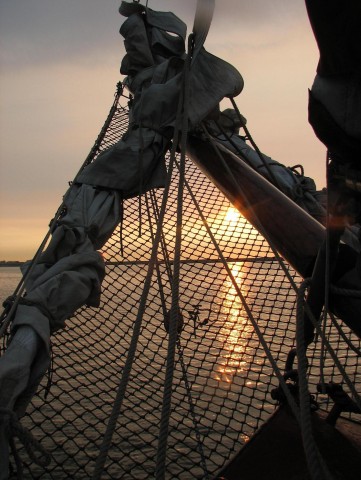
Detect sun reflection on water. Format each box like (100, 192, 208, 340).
(213, 261, 253, 385)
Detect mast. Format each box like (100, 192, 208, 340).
(187, 134, 361, 338)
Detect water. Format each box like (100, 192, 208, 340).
(1, 263, 359, 479)
(0, 263, 279, 478)
(0, 266, 22, 306)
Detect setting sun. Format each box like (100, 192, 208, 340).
(224, 206, 242, 225)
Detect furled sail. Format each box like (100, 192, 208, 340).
(0, 1, 360, 479)
(0, 0, 244, 475)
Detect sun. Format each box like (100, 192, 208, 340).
(224, 206, 241, 224)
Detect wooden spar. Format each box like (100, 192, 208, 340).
(186, 134, 361, 337)
(187, 134, 325, 276)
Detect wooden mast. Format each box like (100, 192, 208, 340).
(187, 134, 361, 337)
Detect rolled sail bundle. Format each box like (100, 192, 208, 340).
(2, 1, 360, 476)
(204, 108, 328, 224)
(0, 0, 245, 473)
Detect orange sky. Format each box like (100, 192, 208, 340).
(0, 1, 325, 261)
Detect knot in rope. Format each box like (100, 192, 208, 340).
(292, 182, 306, 200)
(297, 278, 312, 316)
(164, 308, 184, 335)
(2, 295, 16, 311)
(0, 408, 51, 468)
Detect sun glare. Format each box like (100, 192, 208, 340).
(225, 206, 241, 224)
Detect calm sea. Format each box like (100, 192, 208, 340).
(1, 263, 356, 479)
(1, 263, 279, 479)
(0, 266, 22, 306)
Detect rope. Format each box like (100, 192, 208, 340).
(230, 97, 284, 192)
(297, 279, 361, 411)
(191, 0, 215, 62)
(200, 124, 301, 296)
(146, 192, 210, 478)
(196, 122, 361, 479)
(177, 338, 210, 479)
(145, 193, 169, 319)
(0, 222, 57, 339)
(0, 86, 126, 340)
(320, 152, 332, 391)
(138, 123, 144, 237)
(296, 283, 334, 480)
(91, 146, 177, 480)
(155, 33, 193, 480)
(0, 408, 51, 471)
(91, 75, 187, 480)
(329, 312, 361, 357)
(149, 191, 173, 282)
(9, 435, 24, 479)
(200, 121, 358, 369)
(330, 284, 361, 298)
(177, 156, 303, 423)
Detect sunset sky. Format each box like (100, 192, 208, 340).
(0, 0, 325, 261)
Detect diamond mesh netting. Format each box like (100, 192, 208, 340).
(6, 90, 361, 479)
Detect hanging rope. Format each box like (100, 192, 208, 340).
(154, 33, 193, 480)
(91, 145, 177, 479)
(91, 65, 188, 480)
(0, 86, 126, 341)
(297, 280, 361, 412)
(295, 284, 334, 480)
(145, 191, 210, 478)
(176, 338, 210, 479)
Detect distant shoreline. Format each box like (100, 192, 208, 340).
(0, 262, 24, 267)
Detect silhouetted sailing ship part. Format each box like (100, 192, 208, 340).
(0, 1, 360, 479)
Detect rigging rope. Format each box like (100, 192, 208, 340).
(0, 408, 51, 472)
(229, 97, 284, 191)
(146, 187, 210, 477)
(3, 84, 360, 480)
(155, 33, 193, 480)
(0, 86, 125, 341)
(91, 147, 176, 479)
(298, 280, 361, 411)
(296, 286, 334, 480)
(199, 118, 361, 480)
(91, 68, 188, 479)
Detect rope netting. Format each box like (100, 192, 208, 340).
(7, 91, 361, 479)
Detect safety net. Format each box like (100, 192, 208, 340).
(5, 89, 361, 480)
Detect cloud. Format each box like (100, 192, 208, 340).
(0, 0, 325, 261)
(0, 1, 311, 71)
(0, 0, 122, 69)
(213, 0, 305, 24)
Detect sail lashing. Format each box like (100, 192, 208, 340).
(0, 1, 360, 479)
